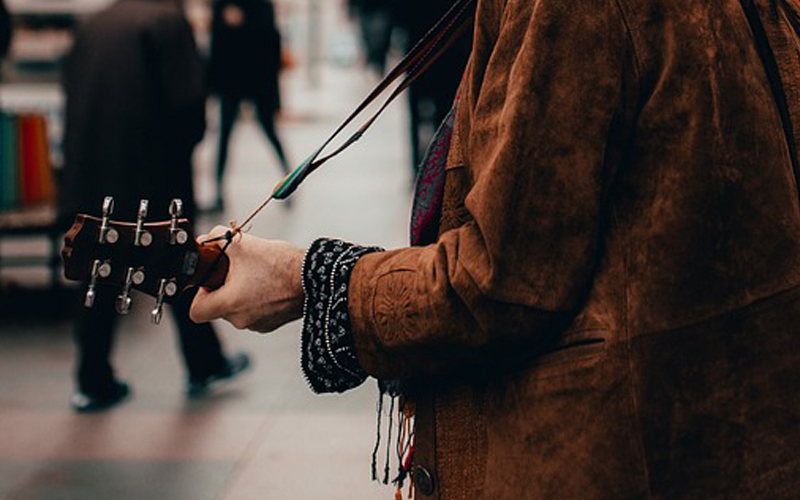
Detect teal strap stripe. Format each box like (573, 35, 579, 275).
(272, 149, 319, 199)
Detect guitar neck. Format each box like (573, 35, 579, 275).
(62, 214, 229, 297)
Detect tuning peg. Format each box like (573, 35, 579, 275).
(84, 259, 112, 308)
(99, 196, 119, 244)
(151, 278, 178, 324)
(116, 266, 145, 314)
(134, 199, 153, 247)
(169, 199, 188, 245)
(170, 199, 182, 217)
(84, 260, 100, 308)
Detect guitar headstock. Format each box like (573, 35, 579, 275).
(62, 197, 228, 324)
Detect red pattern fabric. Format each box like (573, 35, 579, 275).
(409, 101, 458, 246)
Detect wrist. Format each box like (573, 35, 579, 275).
(291, 245, 306, 298)
(285, 244, 306, 320)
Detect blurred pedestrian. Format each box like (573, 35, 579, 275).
(348, 0, 393, 75)
(208, 0, 289, 212)
(59, 0, 249, 413)
(391, 0, 471, 172)
(0, 0, 12, 63)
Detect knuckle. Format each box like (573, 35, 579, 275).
(230, 315, 248, 330)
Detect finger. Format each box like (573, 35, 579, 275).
(197, 234, 225, 250)
(208, 225, 229, 239)
(197, 225, 230, 245)
(190, 286, 231, 324)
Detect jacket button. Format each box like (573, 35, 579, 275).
(413, 465, 436, 496)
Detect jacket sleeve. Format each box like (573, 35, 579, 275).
(348, 0, 637, 380)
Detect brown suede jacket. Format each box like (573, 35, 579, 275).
(349, 0, 800, 498)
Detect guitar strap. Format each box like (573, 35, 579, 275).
(203, 0, 477, 247)
(738, 0, 800, 185)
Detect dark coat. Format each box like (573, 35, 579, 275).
(60, 0, 206, 223)
(208, 0, 281, 106)
(0, 0, 11, 61)
(349, 0, 800, 498)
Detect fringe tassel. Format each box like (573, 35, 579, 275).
(372, 381, 416, 499)
(383, 395, 396, 484)
(391, 399, 416, 499)
(371, 390, 385, 482)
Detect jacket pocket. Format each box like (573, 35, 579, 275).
(530, 335, 608, 379)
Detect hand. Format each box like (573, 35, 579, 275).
(189, 226, 306, 333)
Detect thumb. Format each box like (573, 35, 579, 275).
(189, 286, 230, 324)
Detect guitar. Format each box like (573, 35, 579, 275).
(61, 196, 229, 324)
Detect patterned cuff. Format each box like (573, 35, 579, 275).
(301, 238, 384, 393)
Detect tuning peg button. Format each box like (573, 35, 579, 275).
(174, 230, 188, 245)
(98, 261, 112, 278)
(104, 228, 119, 244)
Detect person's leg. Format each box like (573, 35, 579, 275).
(214, 94, 241, 209)
(170, 288, 228, 381)
(169, 287, 250, 397)
(254, 97, 290, 175)
(72, 288, 130, 411)
(360, 11, 391, 75)
(74, 287, 119, 395)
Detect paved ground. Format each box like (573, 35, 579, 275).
(0, 55, 416, 499)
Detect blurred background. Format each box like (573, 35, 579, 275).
(0, 0, 469, 498)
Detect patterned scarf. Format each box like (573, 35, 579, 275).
(410, 101, 459, 246)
